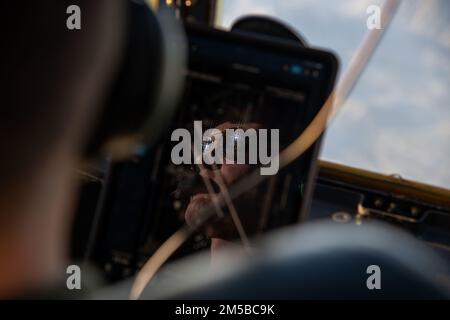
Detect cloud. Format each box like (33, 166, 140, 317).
(372, 122, 450, 187)
(405, 0, 450, 50)
(337, 0, 383, 18)
(220, 0, 275, 28)
(219, 0, 450, 189)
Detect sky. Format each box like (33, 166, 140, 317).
(218, 0, 450, 189)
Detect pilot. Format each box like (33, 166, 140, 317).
(0, 1, 125, 298)
(182, 121, 263, 261)
(175, 113, 283, 264)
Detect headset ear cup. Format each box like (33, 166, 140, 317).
(85, 1, 186, 160)
(139, 7, 187, 146)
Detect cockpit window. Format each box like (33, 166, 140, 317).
(217, 0, 450, 189)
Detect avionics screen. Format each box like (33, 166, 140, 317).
(145, 25, 337, 253)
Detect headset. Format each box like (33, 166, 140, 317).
(85, 0, 186, 159)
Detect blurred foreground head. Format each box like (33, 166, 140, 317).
(0, 1, 125, 297)
(136, 221, 450, 300)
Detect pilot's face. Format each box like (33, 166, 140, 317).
(181, 121, 264, 239)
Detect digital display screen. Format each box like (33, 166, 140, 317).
(143, 25, 337, 253)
